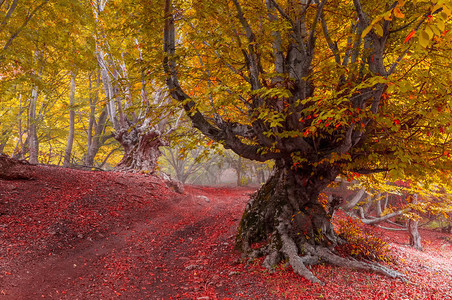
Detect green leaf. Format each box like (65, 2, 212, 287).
(425, 26, 434, 39)
(374, 24, 383, 37)
(419, 30, 430, 48)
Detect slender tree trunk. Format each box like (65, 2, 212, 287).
(383, 193, 389, 211)
(64, 71, 76, 167)
(12, 95, 23, 158)
(362, 195, 373, 218)
(84, 71, 110, 167)
(408, 194, 423, 250)
(408, 219, 422, 250)
(28, 50, 43, 164)
(84, 109, 109, 166)
(0, 129, 10, 153)
(236, 156, 242, 186)
(87, 72, 95, 153)
(97, 50, 119, 131)
(28, 84, 40, 164)
(376, 194, 382, 217)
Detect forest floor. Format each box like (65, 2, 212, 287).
(0, 164, 451, 300)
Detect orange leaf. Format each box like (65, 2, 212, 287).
(393, 7, 405, 18)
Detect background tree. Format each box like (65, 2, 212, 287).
(90, 0, 182, 173)
(163, 0, 452, 283)
(83, 70, 112, 167)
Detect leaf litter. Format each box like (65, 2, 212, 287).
(0, 165, 451, 299)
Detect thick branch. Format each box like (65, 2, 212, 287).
(163, 0, 278, 162)
(265, 0, 285, 75)
(361, 208, 410, 225)
(343, 189, 367, 210)
(307, 0, 327, 50)
(320, 10, 341, 64)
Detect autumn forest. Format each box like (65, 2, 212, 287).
(1, 0, 452, 298)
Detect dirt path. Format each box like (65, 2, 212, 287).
(0, 166, 274, 299)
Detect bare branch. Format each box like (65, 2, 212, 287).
(361, 208, 410, 225)
(343, 189, 367, 210)
(307, 0, 328, 50)
(0, 0, 18, 34)
(231, 0, 261, 90)
(388, 8, 444, 76)
(320, 9, 341, 64)
(352, 0, 368, 26)
(268, 0, 296, 28)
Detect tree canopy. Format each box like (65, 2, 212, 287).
(165, 0, 452, 189)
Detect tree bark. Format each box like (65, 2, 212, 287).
(0, 129, 10, 153)
(87, 73, 94, 154)
(375, 194, 382, 217)
(28, 83, 40, 164)
(343, 188, 366, 210)
(63, 71, 76, 167)
(84, 109, 109, 167)
(408, 219, 422, 250)
(236, 156, 242, 186)
(114, 127, 164, 173)
(237, 162, 340, 253)
(408, 194, 423, 250)
(84, 71, 111, 167)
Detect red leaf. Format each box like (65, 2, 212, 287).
(404, 30, 416, 43)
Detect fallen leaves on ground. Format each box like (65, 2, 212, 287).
(0, 165, 451, 299)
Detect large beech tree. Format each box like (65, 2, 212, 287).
(163, 0, 452, 283)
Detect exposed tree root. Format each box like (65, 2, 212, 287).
(277, 222, 323, 284)
(305, 244, 406, 280)
(258, 220, 408, 285)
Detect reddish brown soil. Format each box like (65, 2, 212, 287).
(0, 164, 451, 299)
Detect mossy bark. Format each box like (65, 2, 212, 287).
(236, 163, 339, 253)
(236, 162, 406, 284)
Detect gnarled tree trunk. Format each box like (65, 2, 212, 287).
(236, 162, 404, 283)
(114, 127, 163, 173)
